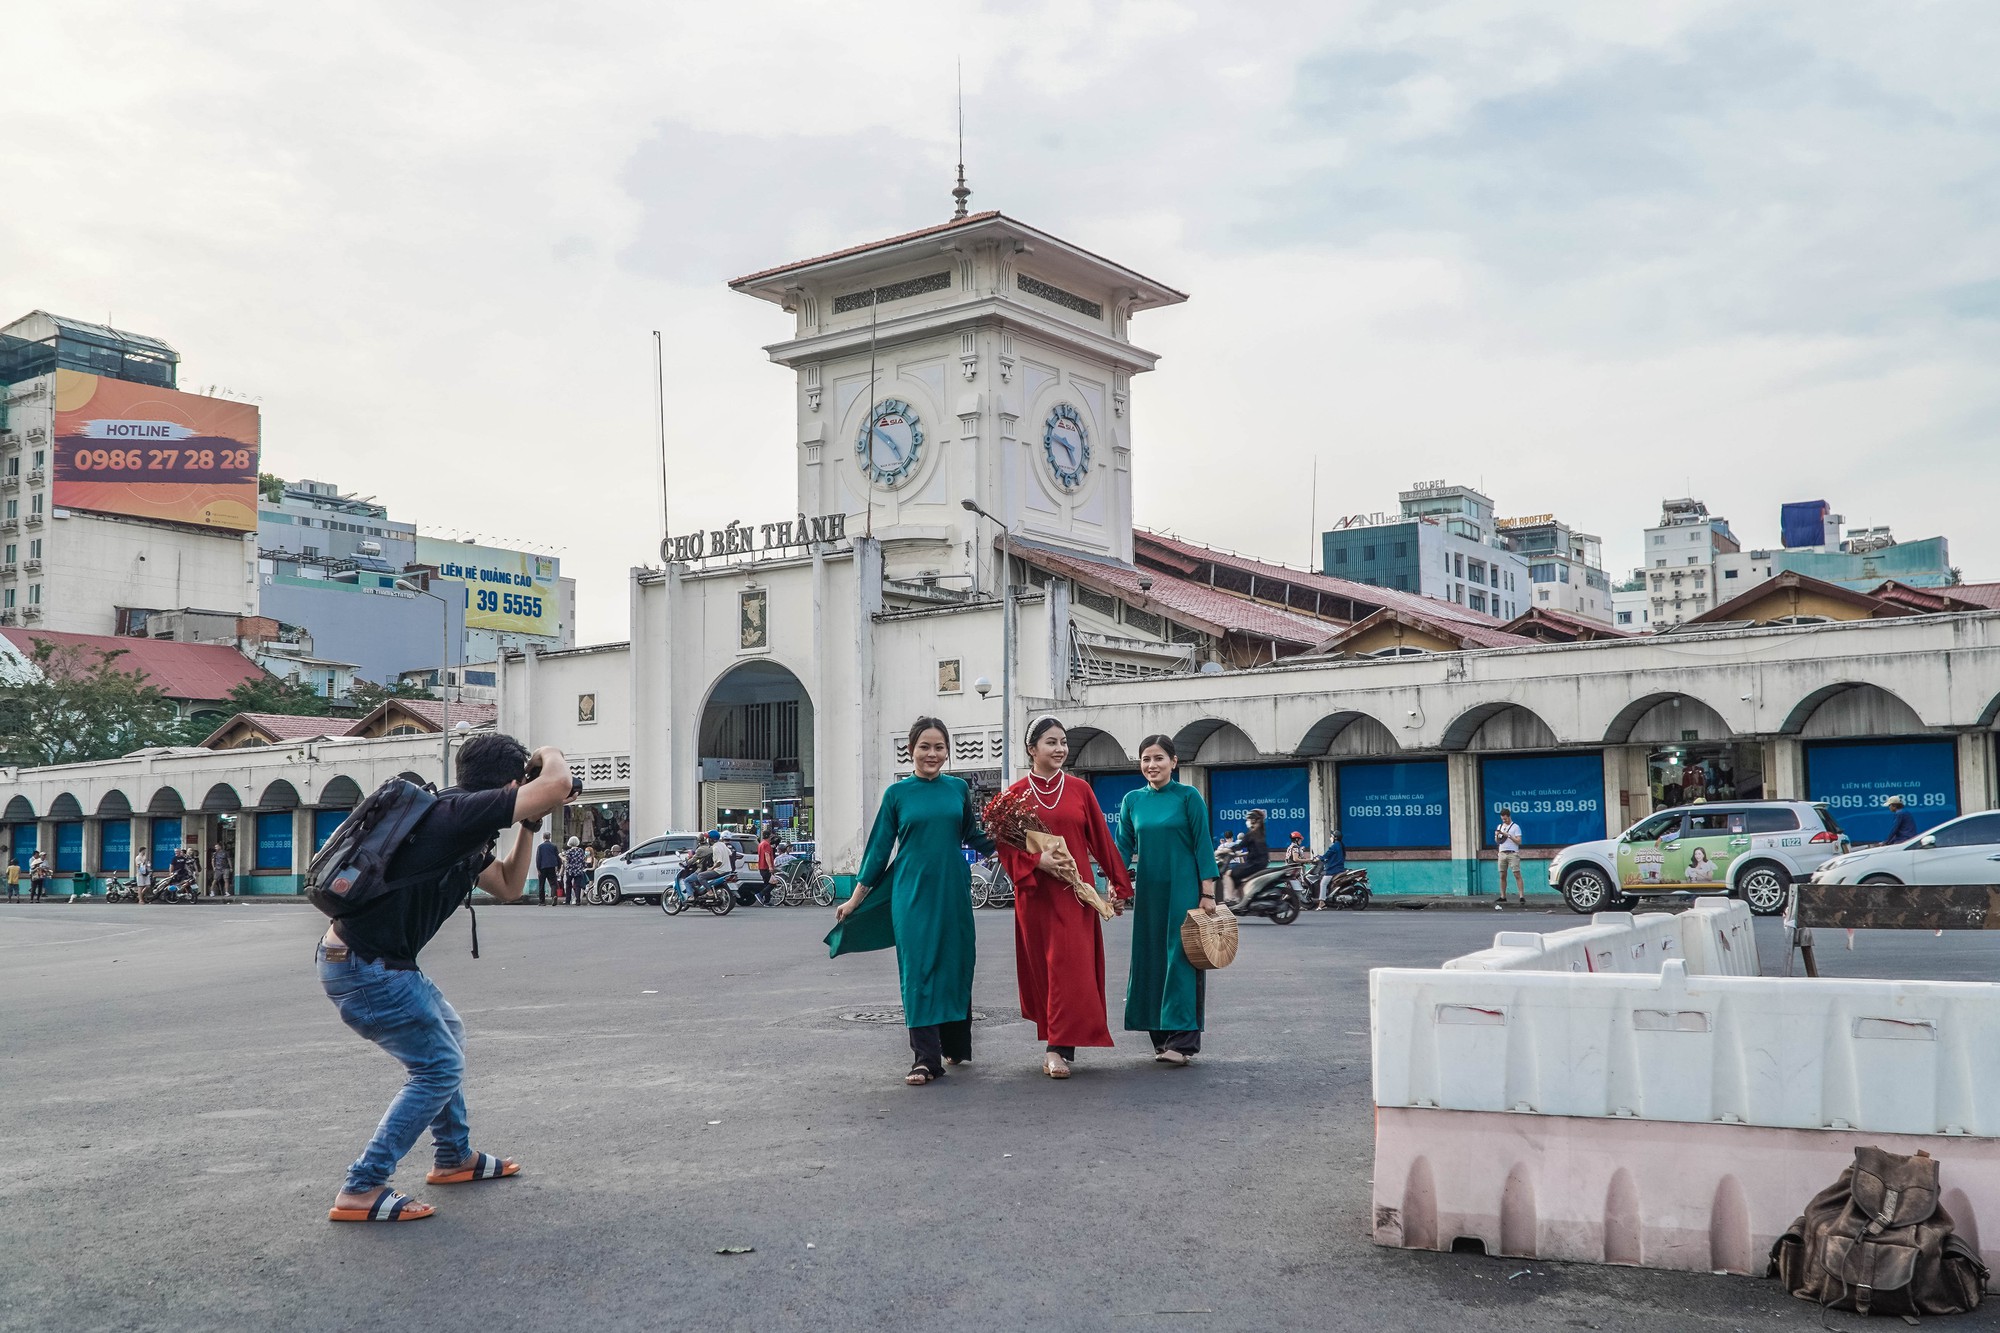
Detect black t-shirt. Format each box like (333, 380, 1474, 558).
(1236, 829, 1269, 873)
(336, 787, 518, 968)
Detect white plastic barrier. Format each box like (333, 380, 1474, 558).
(1372, 959, 2000, 1136)
(1440, 903, 1755, 977)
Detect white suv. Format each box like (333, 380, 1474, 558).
(593, 832, 748, 905)
(1548, 801, 1849, 917)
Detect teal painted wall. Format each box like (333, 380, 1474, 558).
(1352, 857, 1556, 896)
(239, 874, 304, 896)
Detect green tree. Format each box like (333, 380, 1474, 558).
(258, 472, 286, 502)
(0, 640, 191, 766)
(345, 678, 434, 712)
(220, 673, 331, 717)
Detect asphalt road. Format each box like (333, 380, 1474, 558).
(4, 899, 1999, 1333)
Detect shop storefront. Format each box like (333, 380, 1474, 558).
(565, 798, 632, 854)
(1805, 738, 1959, 844)
(1478, 753, 1605, 850)
(149, 819, 182, 871)
(100, 819, 131, 876)
(1335, 758, 1452, 894)
(1646, 742, 1764, 808)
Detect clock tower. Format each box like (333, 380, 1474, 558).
(729, 211, 1186, 589)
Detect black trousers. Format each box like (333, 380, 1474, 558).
(1149, 969, 1206, 1055)
(908, 1018, 973, 1073)
(535, 872, 554, 905)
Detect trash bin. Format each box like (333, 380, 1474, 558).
(72, 871, 92, 897)
(833, 874, 858, 901)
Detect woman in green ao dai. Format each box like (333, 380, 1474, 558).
(826, 717, 994, 1085)
(1115, 733, 1220, 1065)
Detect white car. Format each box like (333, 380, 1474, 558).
(1809, 811, 2000, 886)
(1547, 800, 1849, 917)
(594, 832, 749, 904)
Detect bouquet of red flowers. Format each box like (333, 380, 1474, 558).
(981, 787, 1116, 921)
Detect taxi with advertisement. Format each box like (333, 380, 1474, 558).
(1548, 800, 1849, 917)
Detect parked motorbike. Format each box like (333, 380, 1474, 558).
(104, 877, 139, 903)
(1225, 865, 1301, 925)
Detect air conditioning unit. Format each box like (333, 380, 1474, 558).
(0, 475, 15, 491)
(20, 604, 41, 621)
(24, 513, 42, 528)
(26, 468, 44, 485)
(25, 426, 47, 443)
(0, 609, 15, 624)
(0, 519, 16, 534)
(0, 563, 14, 577)
(22, 558, 40, 572)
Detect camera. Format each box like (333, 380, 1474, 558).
(525, 755, 585, 800)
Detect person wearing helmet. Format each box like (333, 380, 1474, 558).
(695, 831, 738, 901)
(673, 834, 715, 903)
(561, 835, 589, 906)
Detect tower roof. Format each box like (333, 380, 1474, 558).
(729, 212, 1187, 313)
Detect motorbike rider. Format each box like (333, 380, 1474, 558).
(1220, 810, 1270, 908)
(1313, 829, 1347, 909)
(673, 838, 714, 902)
(699, 832, 740, 900)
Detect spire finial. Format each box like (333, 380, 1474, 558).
(952, 62, 971, 220)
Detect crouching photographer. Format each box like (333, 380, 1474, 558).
(314, 734, 577, 1225)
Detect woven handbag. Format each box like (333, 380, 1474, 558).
(1181, 906, 1239, 970)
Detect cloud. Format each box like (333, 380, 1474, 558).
(1, 0, 1995, 651)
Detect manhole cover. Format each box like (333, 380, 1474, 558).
(839, 1009, 988, 1024)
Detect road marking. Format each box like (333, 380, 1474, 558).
(0, 926, 155, 949)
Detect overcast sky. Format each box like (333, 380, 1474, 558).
(7, 1, 1996, 642)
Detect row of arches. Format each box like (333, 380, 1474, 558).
(1069, 683, 1947, 769)
(2, 774, 379, 823)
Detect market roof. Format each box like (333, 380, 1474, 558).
(1501, 606, 1633, 643)
(1684, 571, 1919, 626)
(350, 698, 498, 736)
(1007, 539, 1337, 647)
(0, 628, 266, 701)
(1869, 579, 2000, 613)
(199, 712, 358, 748)
(1305, 607, 1544, 657)
(1133, 530, 1507, 629)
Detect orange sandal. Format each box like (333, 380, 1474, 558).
(329, 1188, 434, 1223)
(426, 1151, 520, 1185)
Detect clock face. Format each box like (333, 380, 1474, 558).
(855, 398, 924, 487)
(1043, 403, 1090, 492)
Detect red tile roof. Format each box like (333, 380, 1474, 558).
(1011, 542, 1337, 646)
(1308, 607, 1543, 656)
(1870, 580, 2000, 612)
(362, 698, 498, 732)
(1502, 606, 1633, 641)
(196, 712, 358, 748)
(1135, 530, 1508, 628)
(0, 628, 267, 701)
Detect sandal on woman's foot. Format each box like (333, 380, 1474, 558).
(1157, 1050, 1190, 1067)
(1042, 1052, 1071, 1079)
(906, 1065, 940, 1085)
(943, 1056, 970, 1067)
(329, 1188, 434, 1223)
(426, 1151, 519, 1185)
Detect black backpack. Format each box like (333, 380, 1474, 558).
(306, 778, 441, 920)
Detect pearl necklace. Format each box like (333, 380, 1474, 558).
(1026, 769, 1067, 811)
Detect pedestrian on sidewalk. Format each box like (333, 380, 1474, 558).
(1494, 809, 1526, 907)
(561, 837, 589, 905)
(210, 842, 234, 897)
(828, 717, 994, 1086)
(5, 859, 19, 901)
(1115, 734, 1218, 1066)
(534, 832, 559, 905)
(996, 716, 1131, 1081)
(29, 851, 51, 903)
(1881, 796, 1919, 846)
(317, 734, 575, 1225)
(135, 851, 153, 903)
(755, 830, 777, 906)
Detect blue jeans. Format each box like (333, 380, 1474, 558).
(318, 945, 470, 1193)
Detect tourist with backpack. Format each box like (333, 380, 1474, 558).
(313, 734, 577, 1224)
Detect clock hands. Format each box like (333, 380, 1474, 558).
(871, 424, 904, 465)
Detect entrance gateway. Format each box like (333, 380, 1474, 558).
(629, 205, 1187, 869)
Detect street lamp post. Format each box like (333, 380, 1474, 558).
(959, 499, 1013, 785)
(393, 577, 454, 787)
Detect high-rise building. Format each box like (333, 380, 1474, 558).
(1320, 482, 1529, 619)
(1640, 497, 1740, 627)
(0, 312, 259, 635)
(1496, 514, 1613, 624)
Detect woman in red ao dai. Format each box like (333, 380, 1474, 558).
(996, 716, 1132, 1079)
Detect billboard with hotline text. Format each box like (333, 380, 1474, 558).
(52, 370, 261, 531)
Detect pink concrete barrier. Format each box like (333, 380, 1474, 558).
(1373, 1106, 2000, 1287)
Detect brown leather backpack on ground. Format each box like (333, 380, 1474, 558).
(1769, 1147, 1987, 1317)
